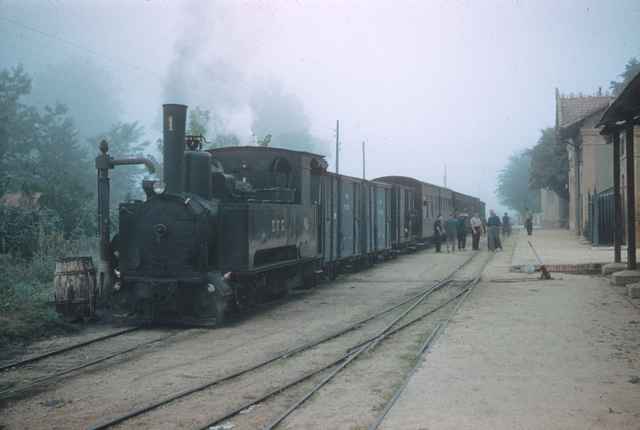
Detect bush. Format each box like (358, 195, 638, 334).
(0, 233, 97, 347)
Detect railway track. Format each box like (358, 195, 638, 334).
(0, 327, 140, 373)
(86, 252, 487, 430)
(209, 278, 480, 430)
(367, 277, 478, 430)
(0, 328, 181, 401)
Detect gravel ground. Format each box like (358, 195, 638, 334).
(380, 232, 640, 430)
(0, 245, 475, 430)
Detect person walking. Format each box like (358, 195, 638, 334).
(433, 214, 444, 253)
(487, 210, 502, 252)
(502, 212, 511, 237)
(525, 209, 533, 236)
(457, 213, 467, 250)
(445, 213, 458, 253)
(470, 212, 482, 251)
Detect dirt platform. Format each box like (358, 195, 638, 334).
(380, 231, 640, 430)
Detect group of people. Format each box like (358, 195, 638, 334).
(433, 211, 514, 253)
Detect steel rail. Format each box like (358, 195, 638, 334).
(87, 279, 444, 430)
(0, 327, 140, 373)
(88, 254, 478, 430)
(202, 282, 476, 430)
(368, 277, 481, 430)
(0, 331, 178, 400)
(261, 278, 477, 430)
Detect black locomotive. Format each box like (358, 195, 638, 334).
(100, 104, 485, 325)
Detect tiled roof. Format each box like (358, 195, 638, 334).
(556, 95, 613, 130)
(0, 192, 42, 209)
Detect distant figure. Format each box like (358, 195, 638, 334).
(525, 209, 533, 236)
(470, 212, 483, 251)
(502, 212, 511, 237)
(457, 213, 467, 250)
(433, 214, 444, 253)
(487, 210, 502, 252)
(445, 213, 458, 253)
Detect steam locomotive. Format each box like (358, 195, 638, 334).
(101, 104, 485, 325)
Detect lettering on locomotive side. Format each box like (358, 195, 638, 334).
(271, 218, 287, 234)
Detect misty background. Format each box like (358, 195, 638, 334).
(1, 0, 639, 213)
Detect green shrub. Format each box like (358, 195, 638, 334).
(0, 233, 97, 346)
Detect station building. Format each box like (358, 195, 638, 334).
(555, 90, 613, 236)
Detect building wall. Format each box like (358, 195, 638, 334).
(618, 126, 640, 245)
(567, 144, 577, 232)
(581, 127, 612, 234)
(566, 124, 611, 235)
(540, 188, 568, 228)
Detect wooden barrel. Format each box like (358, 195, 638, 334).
(54, 257, 97, 321)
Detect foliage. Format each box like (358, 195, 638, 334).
(257, 134, 272, 147)
(610, 57, 640, 96)
(210, 133, 240, 148)
(0, 66, 94, 238)
(529, 127, 569, 201)
(250, 80, 329, 155)
(0, 233, 96, 346)
(25, 57, 121, 143)
(496, 150, 540, 214)
(0, 207, 61, 257)
(188, 106, 211, 137)
(90, 121, 152, 204)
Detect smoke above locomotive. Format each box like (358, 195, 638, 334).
(100, 104, 484, 326)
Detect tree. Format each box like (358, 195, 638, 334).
(610, 57, 640, 96)
(26, 57, 122, 145)
(0, 65, 95, 238)
(0, 65, 33, 196)
(211, 133, 240, 148)
(250, 79, 329, 155)
(90, 122, 151, 204)
(188, 106, 211, 137)
(529, 127, 569, 200)
(496, 151, 539, 214)
(257, 134, 272, 147)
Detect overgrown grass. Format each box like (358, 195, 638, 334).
(0, 234, 98, 348)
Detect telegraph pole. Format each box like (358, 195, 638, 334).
(362, 141, 366, 179)
(335, 120, 340, 174)
(444, 164, 448, 188)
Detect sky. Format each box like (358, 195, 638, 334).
(1, 0, 639, 213)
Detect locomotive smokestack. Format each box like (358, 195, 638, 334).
(163, 104, 188, 193)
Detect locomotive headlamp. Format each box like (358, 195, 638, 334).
(152, 180, 166, 195)
(142, 179, 166, 197)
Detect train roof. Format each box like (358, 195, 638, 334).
(374, 175, 444, 190)
(208, 145, 326, 160)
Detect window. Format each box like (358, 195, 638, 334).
(271, 157, 292, 188)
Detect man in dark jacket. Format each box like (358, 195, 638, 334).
(487, 210, 502, 251)
(502, 212, 511, 237)
(445, 213, 458, 253)
(433, 214, 443, 253)
(457, 213, 468, 250)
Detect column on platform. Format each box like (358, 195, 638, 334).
(612, 132, 622, 263)
(625, 126, 637, 269)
